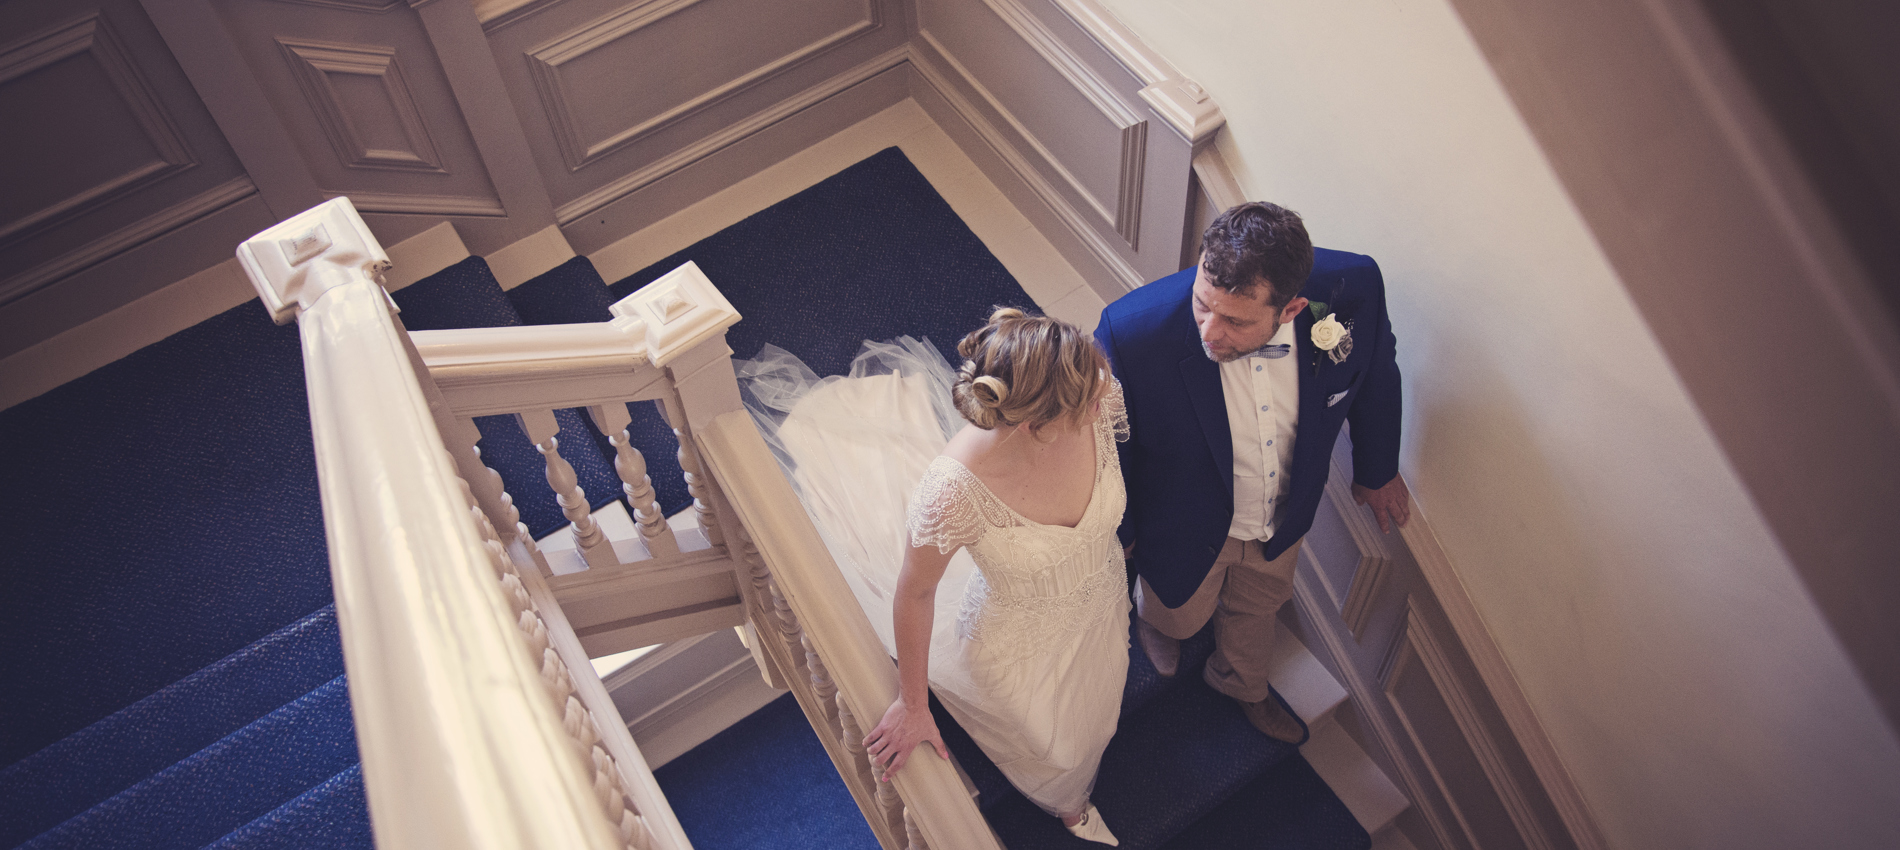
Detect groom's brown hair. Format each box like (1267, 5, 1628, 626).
(1200, 202, 1314, 308)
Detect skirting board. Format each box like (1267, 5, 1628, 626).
(484, 224, 577, 291)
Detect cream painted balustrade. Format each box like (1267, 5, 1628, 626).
(238, 198, 681, 850)
(239, 197, 998, 850)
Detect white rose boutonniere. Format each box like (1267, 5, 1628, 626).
(1308, 304, 1353, 364)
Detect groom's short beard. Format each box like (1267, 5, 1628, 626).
(1202, 340, 1242, 363)
(1202, 319, 1283, 364)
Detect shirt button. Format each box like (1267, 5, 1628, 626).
(1255, 365, 1262, 372)
(1260, 405, 1269, 411)
(1270, 472, 1276, 477)
(1267, 440, 1273, 446)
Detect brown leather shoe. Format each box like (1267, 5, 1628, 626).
(1240, 694, 1308, 745)
(1135, 618, 1179, 677)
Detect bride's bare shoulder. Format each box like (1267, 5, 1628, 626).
(941, 423, 992, 467)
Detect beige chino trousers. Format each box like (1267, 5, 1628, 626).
(1135, 536, 1301, 704)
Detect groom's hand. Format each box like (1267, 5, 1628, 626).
(1351, 476, 1412, 534)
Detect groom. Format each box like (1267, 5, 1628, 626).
(1094, 201, 1409, 743)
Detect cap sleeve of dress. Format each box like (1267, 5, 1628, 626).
(907, 457, 987, 554)
(1101, 378, 1130, 443)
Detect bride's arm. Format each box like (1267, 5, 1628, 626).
(864, 542, 954, 781)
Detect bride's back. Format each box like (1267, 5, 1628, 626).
(945, 416, 1099, 528)
(941, 307, 1113, 530)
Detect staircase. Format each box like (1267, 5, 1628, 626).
(2, 147, 1408, 849)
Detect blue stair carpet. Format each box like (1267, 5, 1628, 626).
(607, 146, 1037, 380)
(0, 607, 345, 846)
(0, 302, 332, 771)
(504, 255, 691, 516)
(1158, 755, 1368, 850)
(654, 693, 880, 850)
(205, 764, 372, 850)
(22, 676, 359, 849)
(390, 255, 626, 536)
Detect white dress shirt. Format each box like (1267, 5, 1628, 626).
(1221, 319, 1299, 541)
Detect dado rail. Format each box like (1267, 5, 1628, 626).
(238, 197, 1000, 850)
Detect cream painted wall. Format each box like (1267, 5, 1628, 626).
(1093, 0, 1900, 847)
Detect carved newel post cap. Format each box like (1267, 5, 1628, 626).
(1138, 77, 1225, 145)
(609, 260, 742, 367)
(236, 197, 391, 325)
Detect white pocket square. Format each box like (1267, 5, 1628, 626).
(1326, 390, 1350, 407)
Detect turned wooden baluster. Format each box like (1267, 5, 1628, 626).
(447, 416, 526, 545)
(736, 524, 802, 645)
(904, 807, 930, 850)
(738, 531, 772, 599)
(874, 757, 908, 838)
(800, 632, 842, 738)
(516, 409, 616, 570)
(586, 402, 679, 558)
(661, 395, 722, 548)
(837, 698, 878, 791)
(497, 550, 655, 850)
(725, 528, 790, 689)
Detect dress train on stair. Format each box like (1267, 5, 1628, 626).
(737, 338, 1131, 820)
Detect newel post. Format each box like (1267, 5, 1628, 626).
(610, 263, 746, 551)
(236, 197, 391, 325)
(610, 262, 744, 427)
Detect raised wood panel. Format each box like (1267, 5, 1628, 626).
(525, 0, 878, 171)
(918, 0, 1145, 247)
(1291, 427, 1581, 850)
(0, 13, 191, 252)
(210, 0, 503, 218)
(1385, 605, 1530, 850)
(488, 0, 904, 226)
(278, 38, 446, 173)
(0, 0, 254, 326)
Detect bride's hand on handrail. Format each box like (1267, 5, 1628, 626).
(864, 694, 949, 782)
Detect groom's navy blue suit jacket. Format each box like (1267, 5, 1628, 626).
(1094, 248, 1403, 609)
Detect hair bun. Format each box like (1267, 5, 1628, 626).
(989, 306, 1026, 323)
(972, 375, 1009, 407)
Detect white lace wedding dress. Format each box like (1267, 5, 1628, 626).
(738, 338, 1131, 818)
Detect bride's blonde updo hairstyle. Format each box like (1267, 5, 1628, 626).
(953, 306, 1110, 432)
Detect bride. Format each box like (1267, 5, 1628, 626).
(738, 308, 1129, 845)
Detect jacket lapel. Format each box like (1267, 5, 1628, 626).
(1178, 318, 1234, 507)
(1292, 307, 1330, 471)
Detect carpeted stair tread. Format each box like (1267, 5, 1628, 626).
(390, 256, 622, 537)
(205, 763, 372, 850)
(0, 606, 344, 846)
(610, 146, 1036, 381)
(655, 692, 878, 850)
(929, 614, 1307, 850)
(504, 256, 690, 516)
(1118, 620, 1218, 722)
(23, 676, 359, 850)
(0, 301, 332, 769)
(505, 255, 618, 326)
(930, 621, 1223, 824)
(946, 670, 1298, 850)
(1156, 754, 1370, 850)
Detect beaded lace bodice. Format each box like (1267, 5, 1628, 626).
(906, 383, 1130, 662)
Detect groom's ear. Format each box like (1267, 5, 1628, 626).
(1277, 296, 1310, 325)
